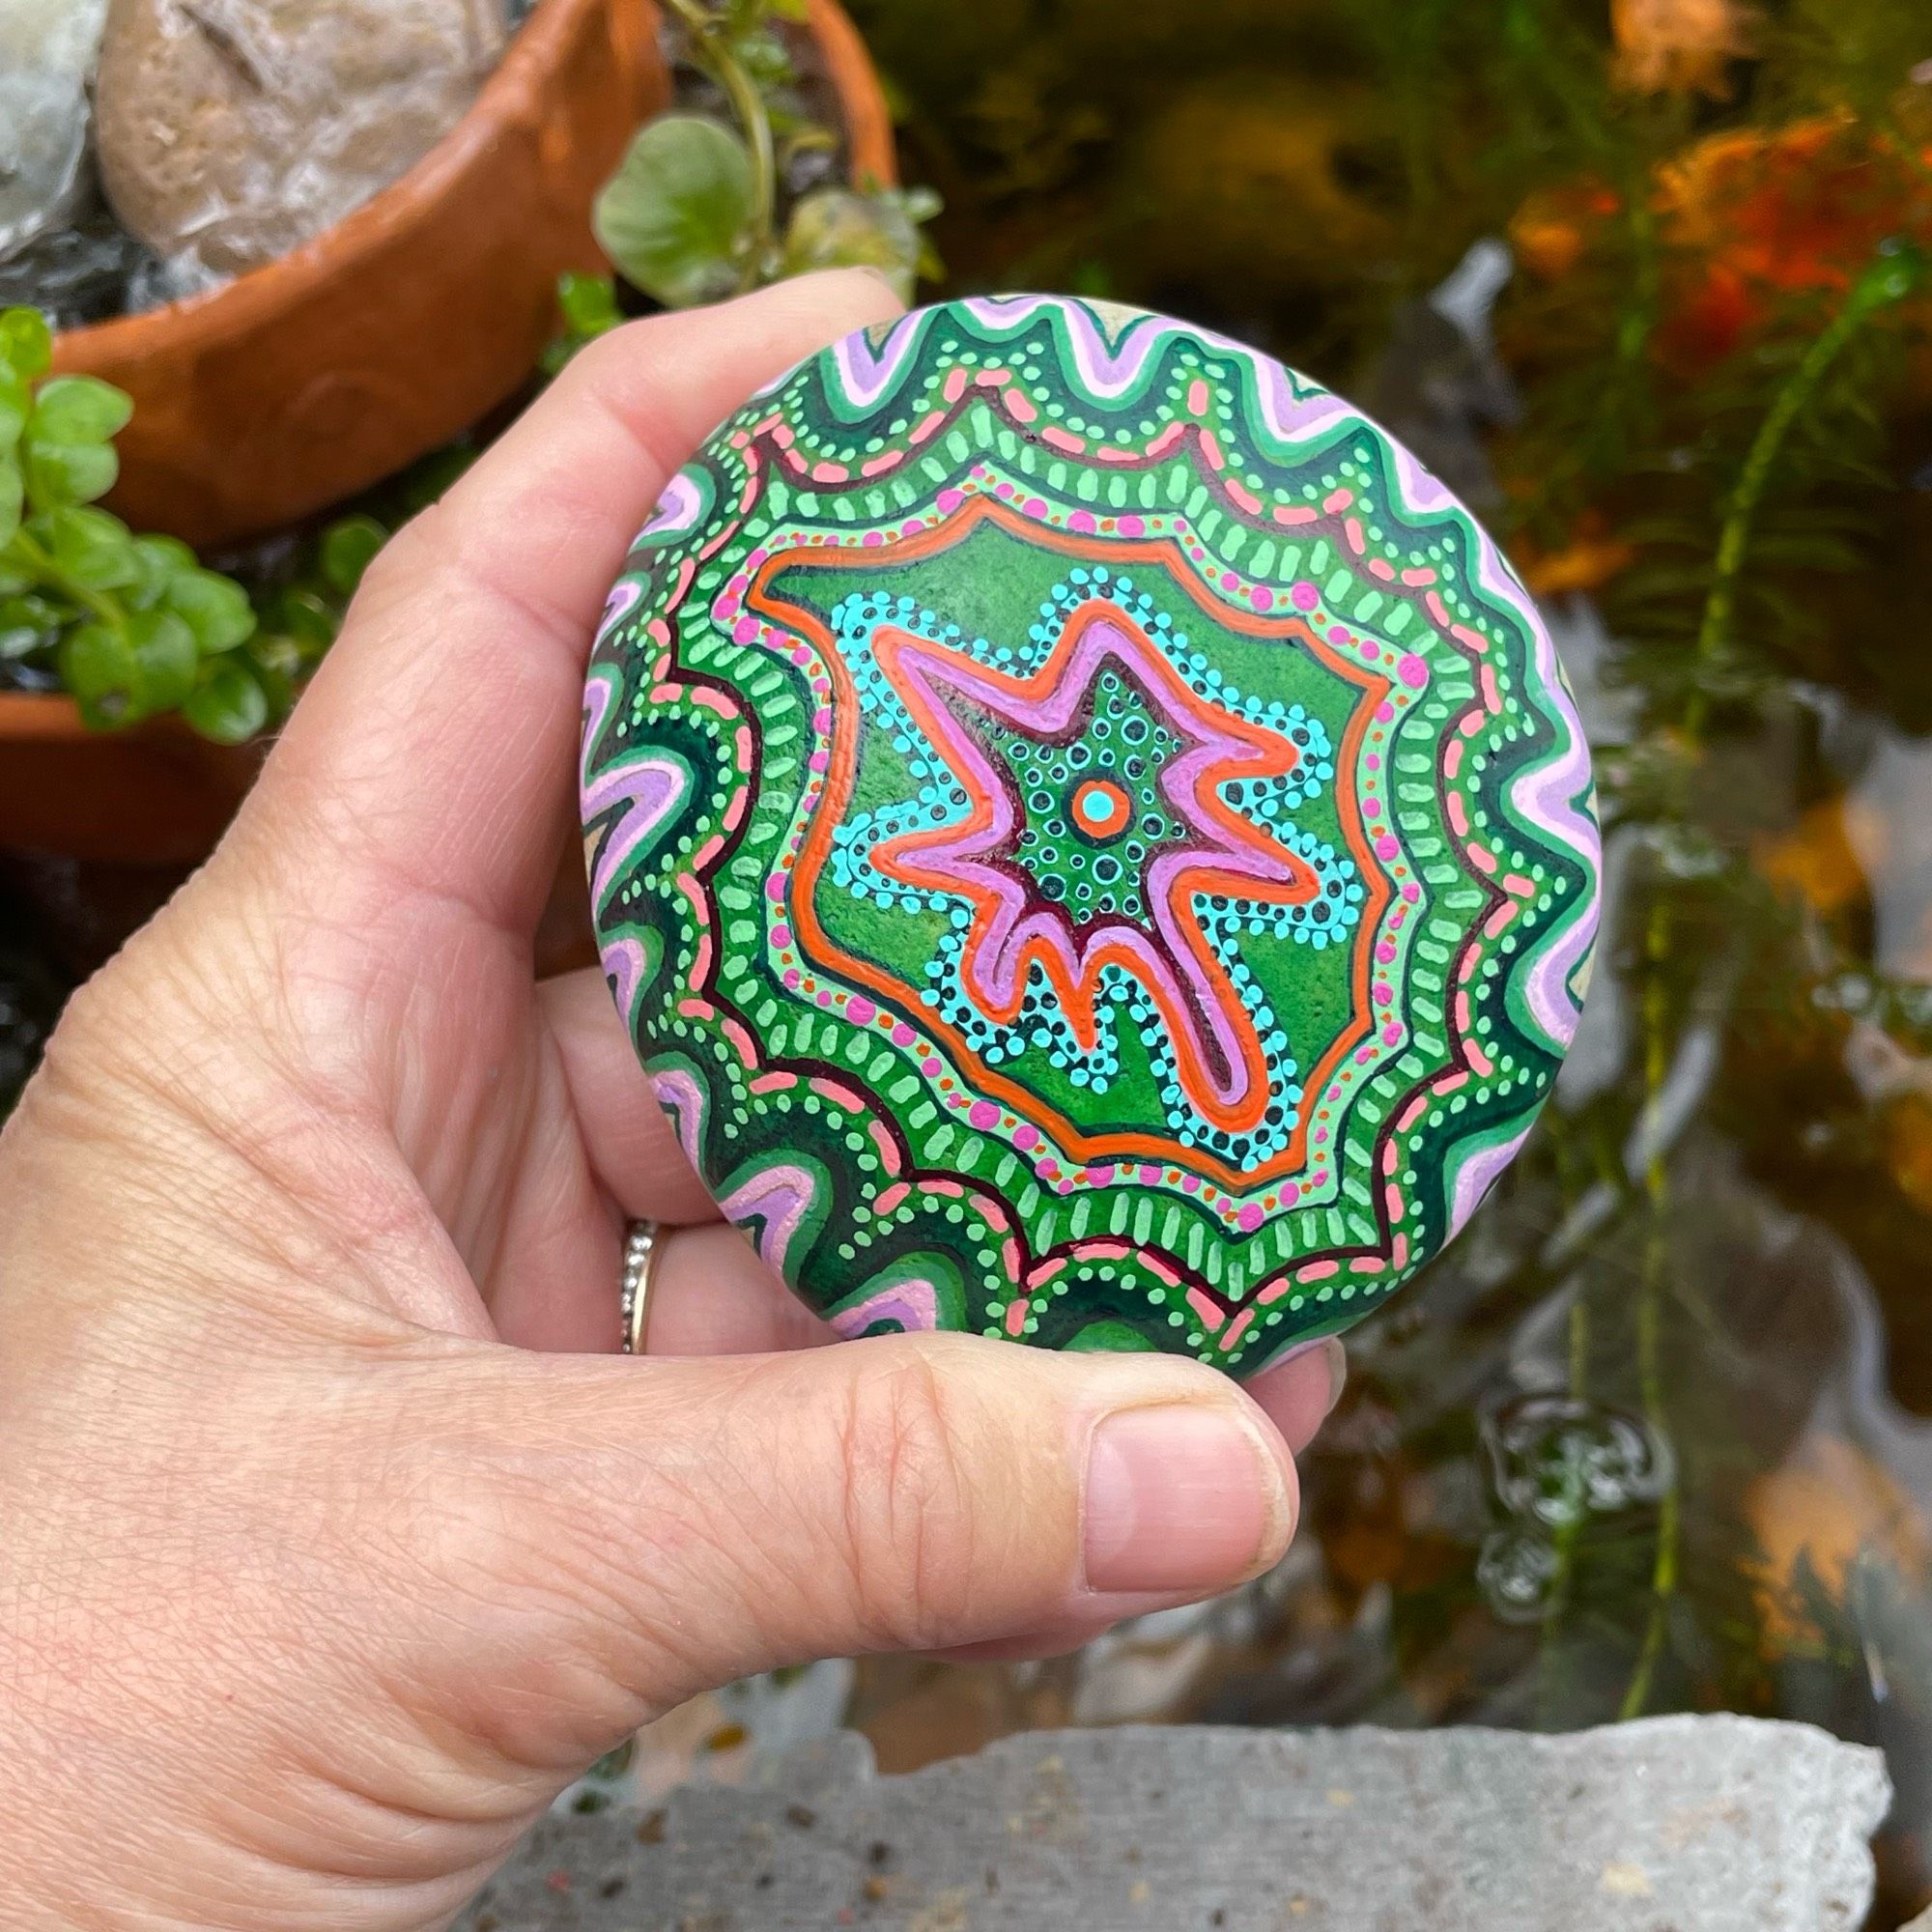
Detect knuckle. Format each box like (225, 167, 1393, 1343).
(831, 1350, 981, 1650)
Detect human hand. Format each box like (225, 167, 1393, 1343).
(0, 271, 1346, 1932)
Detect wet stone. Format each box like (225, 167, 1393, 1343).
(95, 0, 510, 279)
(0, 0, 112, 265)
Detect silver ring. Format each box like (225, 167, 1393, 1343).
(619, 1220, 662, 1356)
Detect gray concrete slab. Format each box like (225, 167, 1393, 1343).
(457, 1716, 1888, 1931)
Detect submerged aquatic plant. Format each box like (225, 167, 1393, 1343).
(843, 0, 1932, 1912)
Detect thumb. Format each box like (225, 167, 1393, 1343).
(422, 1333, 1296, 1732)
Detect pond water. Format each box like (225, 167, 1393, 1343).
(831, 2, 1932, 1919)
(6, 0, 1932, 1917)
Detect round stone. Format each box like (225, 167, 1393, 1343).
(582, 296, 1602, 1377)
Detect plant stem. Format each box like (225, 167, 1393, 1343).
(1685, 245, 1922, 741)
(665, 0, 778, 289)
(9, 529, 124, 632)
(1619, 893, 1680, 1720)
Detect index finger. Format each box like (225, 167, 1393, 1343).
(244, 270, 903, 937)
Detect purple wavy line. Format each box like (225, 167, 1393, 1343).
(832, 1279, 941, 1338)
(597, 578, 643, 643)
(885, 615, 1292, 1100)
(639, 469, 705, 540)
(722, 1163, 818, 1277)
(1446, 1124, 1532, 1242)
(583, 754, 685, 911)
(829, 311, 928, 410)
(1509, 622, 1602, 1052)
(649, 1068, 707, 1172)
(603, 937, 649, 1018)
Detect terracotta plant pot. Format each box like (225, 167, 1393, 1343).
(0, 694, 266, 865)
(3, 0, 897, 865)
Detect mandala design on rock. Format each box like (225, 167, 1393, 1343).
(582, 296, 1602, 1375)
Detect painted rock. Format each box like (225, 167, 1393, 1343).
(582, 296, 1601, 1377)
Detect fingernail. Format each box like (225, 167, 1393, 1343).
(1314, 1337, 1348, 1416)
(845, 265, 909, 305)
(1083, 1404, 1294, 1596)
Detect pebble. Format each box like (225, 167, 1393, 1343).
(95, 0, 511, 279)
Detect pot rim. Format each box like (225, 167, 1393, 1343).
(58, 0, 630, 368)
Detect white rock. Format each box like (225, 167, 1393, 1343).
(0, 0, 112, 266)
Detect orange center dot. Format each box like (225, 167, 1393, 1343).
(1070, 778, 1131, 839)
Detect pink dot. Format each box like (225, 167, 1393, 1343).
(848, 998, 876, 1024)
(808, 750, 829, 773)
(1237, 1204, 1264, 1232)
(765, 876, 786, 900)
(892, 1023, 915, 1045)
(1399, 653, 1429, 689)
(815, 991, 831, 1008)
(1252, 585, 1274, 611)
(783, 970, 801, 988)
(1383, 1024, 1404, 1045)
(1119, 515, 1145, 537)
(968, 1100, 999, 1128)
(771, 923, 791, 947)
(1376, 941, 1396, 963)
(1013, 1124, 1039, 1150)
(1069, 510, 1096, 533)
(922, 1057, 944, 1076)
(1281, 1181, 1300, 1207)
(732, 617, 758, 644)
(1292, 581, 1320, 611)
(1024, 497, 1047, 516)
(1403, 883, 1422, 902)
(1376, 834, 1401, 861)
(1374, 983, 1393, 1005)
(812, 707, 832, 732)
(936, 489, 964, 513)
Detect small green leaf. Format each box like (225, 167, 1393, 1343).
(0, 462, 21, 549)
(0, 309, 52, 384)
(0, 375, 30, 453)
(594, 116, 757, 309)
(30, 376, 133, 447)
(127, 608, 198, 714)
(41, 506, 138, 591)
(275, 586, 340, 656)
(183, 659, 270, 744)
(557, 271, 623, 340)
(24, 439, 119, 510)
(60, 621, 139, 727)
(128, 533, 198, 609)
(320, 516, 386, 599)
(165, 568, 256, 654)
(780, 186, 924, 300)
